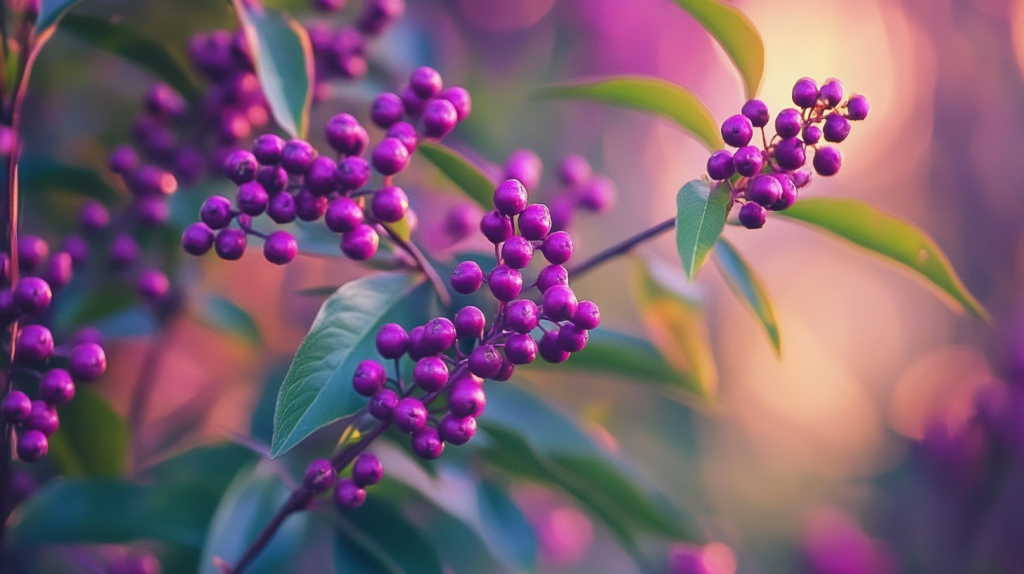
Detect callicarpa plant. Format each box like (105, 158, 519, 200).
(0, 0, 991, 573)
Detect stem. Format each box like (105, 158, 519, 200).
(380, 225, 450, 307)
(127, 320, 176, 475)
(566, 217, 677, 278)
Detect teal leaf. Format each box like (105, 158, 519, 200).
(20, 156, 120, 204)
(671, 0, 765, 98)
(60, 15, 201, 101)
(37, 0, 83, 32)
(537, 76, 724, 151)
(417, 141, 495, 209)
(232, 0, 313, 139)
(777, 198, 989, 322)
(271, 272, 433, 458)
(713, 237, 781, 355)
(195, 294, 262, 347)
(333, 497, 444, 574)
(676, 179, 731, 280)
(48, 389, 128, 477)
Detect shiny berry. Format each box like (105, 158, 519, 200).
(480, 210, 513, 244)
(371, 137, 410, 176)
(341, 225, 379, 260)
(407, 326, 428, 361)
(182, 223, 215, 255)
(386, 121, 418, 154)
(281, 139, 318, 175)
(738, 202, 766, 229)
(741, 99, 770, 128)
(538, 330, 569, 363)
(792, 77, 819, 108)
(819, 79, 843, 108)
(506, 299, 539, 334)
(438, 86, 472, 121)
(295, 189, 329, 221)
(733, 146, 763, 178)
(494, 179, 528, 216)
(846, 95, 869, 121)
(326, 113, 369, 156)
(215, 228, 247, 260)
(573, 300, 601, 330)
(536, 264, 568, 293)
(813, 146, 842, 176)
(70, 342, 106, 381)
(747, 174, 782, 207)
(371, 92, 404, 128)
(519, 204, 552, 240)
(16, 325, 53, 363)
(352, 453, 383, 487)
(13, 277, 51, 314)
(504, 333, 538, 365)
(394, 397, 428, 433)
(558, 323, 589, 352)
(371, 186, 409, 223)
(267, 192, 297, 224)
(770, 173, 798, 211)
(252, 134, 286, 164)
(2, 391, 31, 422)
(422, 99, 458, 138)
(409, 66, 442, 99)
(335, 157, 371, 193)
(802, 125, 822, 145)
(369, 388, 399, 420)
(421, 317, 457, 354)
(376, 323, 409, 359)
(451, 260, 484, 294)
(411, 427, 444, 460)
(706, 150, 735, 181)
(257, 165, 289, 193)
(201, 196, 234, 229)
(236, 182, 269, 215)
(774, 137, 806, 170)
(823, 114, 850, 143)
(303, 459, 336, 494)
(39, 369, 75, 406)
(721, 114, 753, 147)
(501, 236, 533, 269)
(488, 265, 522, 301)
(454, 306, 485, 339)
(774, 108, 802, 139)
(353, 359, 386, 397)
(469, 345, 502, 378)
(264, 231, 298, 265)
(543, 284, 578, 321)
(17, 430, 47, 463)
(541, 231, 573, 265)
(306, 157, 338, 195)
(333, 479, 366, 509)
(224, 150, 258, 184)
(415, 356, 449, 391)
(448, 377, 485, 417)
(325, 198, 363, 233)
(439, 414, 476, 445)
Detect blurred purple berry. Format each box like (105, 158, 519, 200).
(78, 201, 110, 234)
(17, 430, 47, 463)
(2, 391, 31, 423)
(352, 453, 383, 487)
(357, 0, 405, 35)
(439, 414, 476, 445)
(386, 121, 418, 154)
(370, 388, 399, 420)
(558, 155, 591, 188)
(137, 269, 170, 302)
(108, 145, 139, 174)
(110, 233, 139, 269)
(13, 277, 51, 314)
(257, 165, 289, 194)
(371, 92, 405, 128)
(26, 400, 58, 435)
(43, 253, 72, 290)
(18, 235, 48, 273)
(39, 369, 75, 406)
(409, 66, 443, 99)
(438, 86, 472, 121)
(333, 479, 366, 509)
(399, 85, 426, 118)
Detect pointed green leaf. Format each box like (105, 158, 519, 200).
(271, 272, 433, 457)
(676, 179, 731, 280)
(60, 15, 201, 101)
(777, 198, 989, 322)
(537, 76, 723, 151)
(713, 237, 781, 356)
(417, 141, 495, 209)
(195, 294, 262, 347)
(232, 0, 313, 139)
(37, 0, 84, 32)
(671, 0, 764, 98)
(48, 389, 128, 477)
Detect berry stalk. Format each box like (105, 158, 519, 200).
(566, 216, 677, 278)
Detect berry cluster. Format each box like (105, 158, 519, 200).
(706, 77, 870, 229)
(0, 243, 107, 463)
(181, 66, 472, 266)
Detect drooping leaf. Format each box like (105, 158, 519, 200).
(777, 198, 989, 322)
(48, 389, 128, 477)
(232, 0, 314, 138)
(633, 258, 718, 399)
(713, 237, 781, 355)
(20, 156, 120, 204)
(537, 76, 723, 151)
(671, 0, 764, 98)
(37, 0, 84, 32)
(60, 15, 201, 100)
(676, 179, 731, 280)
(194, 294, 262, 347)
(271, 272, 433, 457)
(417, 141, 495, 209)
(333, 496, 444, 574)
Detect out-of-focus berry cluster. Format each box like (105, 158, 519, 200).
(181, 66, 472, 266)
(706, 78, 870, 229)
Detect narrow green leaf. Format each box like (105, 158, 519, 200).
(676, 179, 731, 280)
(232, 0, 313, 138)
(20, 156, 120, 204)
(417, 141, 495, 209)
(633, 259, 717, 400)
(37, 0, 84, 32)
(777, 198, 989, 322)
(537, 76, 723, 151)
(671, 0, 765, 98)
(48, 389, 128, 477)
(271, 272, 432, 457)
(713, 237, 781, 355)
(60, 15, 201, 101)
(195, 294, 262, 347)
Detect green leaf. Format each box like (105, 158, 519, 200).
(37, 0, 84, 32)
(271, 272, 433, 457)
(195, 294, 262, 347)
(676, 179, 730, 280)
(777, 198, 989, 322)
(54, 283, 140, 331)
(671, 0, 765, 98)
(232, 0, 313, 139)
(632, 259, 717, 400)
(537, 76, 723, 151)
(48, 389, 128, 477)
(20, 156, 120, 204)
(60, 15, 201, 101)
(476, 479, 537, 571)
(333, 497, 444, 574)
(713, 237, 781, 355)
(417, 141, 495, 209)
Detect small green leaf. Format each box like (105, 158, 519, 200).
(48, 389, 128, 477)
(671, 0, 765, 98)
(232, 0, 313, 139)
(633, 259, 717, 400)
(271, 272, 433, 457)
(713, 237, 781, 355)
(61, 15, 201, 101)
(538, 76, 723, 151)
(417, 141, 495, 209)
(37, 0, 84, 32)
(195, 294, 262, 347)
(676, 179, 731, 280)
(777, 198, 989, 322)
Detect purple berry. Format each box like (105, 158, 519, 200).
(846, 95, 869, 121)
(451, 260, 484, 294)
(538, 330, 569, 363)
(353, 360, 387, 397)
(488, 265, 522, 301)
(393, 397, 428, 433)
(281, 139, 318, 175)
(421, 317, 456, 354)
(422, 99, 458, 139)
(135, 196, 170, 227)
(145, 83, 186, 118)
(267, 192, 297, 224)
(802, 125, 822, 145)
(439, 414, 476, 445)
(236, 182, 269, 216)
(558, 155, 591, 188)
(72, 328, 103, 346)
(371, 186, 409, 223)
(721, 114, 753, 147)
(536, 264, 568, 293)
(201, 195, 234, 229)
(819, 79, 844, 108)
(448, 377, 485, 417)
(137, 269, 170, 302)
(409, 66, 442, 99)
(376, 323, 409, 359)
(131, 165, 178, 196)
(0, 290, 18, 323)
(455, 306, 485, 339)
(411, 427, 445, 460)
(370, 388, 399, 420)
(16, 325, 53, 363)
(326, 198, 364, 233)
(706, 150, 735, 181)
(224, 150, 258, 184)
(325, 114, 369, 156)
(501, 236, 533, 269)
(438, 86, 472, 122)
(335, 157, 371, 193)
(469, 345, 502, 378)
(504, 149, 542, 191)
(257, 165, 289, 193)
(506, 299, 539, 334)
(215, 228, 247, 260)
(70, 342, 106, 381)
(303, 459, 336, 494)
(371, 137, 410, 176)
(62, 236, 88, 267)
(504, 333, 538, 365)
(746, 174, 782, 207)
(352, 453, 383, 487)
(341, 225, 379, 260)
(108, 145, 139, 174)
(480, 210, 513, 244)
(775, 108, 802, 139)
(333, 479, 366, 509)
(541, 231, 573, 265)
(813, 146, 842, 176)
(19, 235, 48, 272)
(26, 400, 58, 435)
(741, 99, 770, 128)
(357, 0, 405, 34)
(733, 146, 764, 178)
(39, 369, 75, 406)
(518, 204, 552, 241)
(792, 77, 820, 108)
(542, 284, 578, 321)
(572, 300, 601, 330)
(769, 172, 798, 211)
(2, 391, 31, 422)
(306, 157, 338, 195)
(13, 277, 52, 314)
(494, 179, 528, 216)
(386, 121, 418, 154)
(407, 326, 428, 361)
(444, 203, 481, 243)
(738, 202, 766, 229)
(264, 231, 298, 265)
(295, 189, 329, 222)
(558, 323, 589, 352)
(371, 92, 405, 128)
(182, 223, 215, 255)
(78, 201, 110, 234)
(774, 137, 806, 171)
(17, 430, 47, 463)
(822, 114, 850, 143)
(252, 134, 286, 164)
(414, 356, 449, 391)
(399, 85, 426, 118)
(577, 175, 616, 212)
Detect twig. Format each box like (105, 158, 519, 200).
(380, 225, 450, 307)
(566, 216, 677, 278)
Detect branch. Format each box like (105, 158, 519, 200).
(380, 224, 451, 307)
(566, 216, 677, 278)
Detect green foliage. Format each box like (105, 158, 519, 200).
(777, 197, 989, 322)
(37, 0, 85, 32)
(676, 179, 731, 281)
(48, 389, 128, 477)
(671, 0, 765, 97)
(417, 141, 496, 209)
(333, 496, 444, 574)
(713, 237, 781, 355)
(20, 156, 120, 204)
(194, 294, 263, 347)
(538, 76, 724, 151)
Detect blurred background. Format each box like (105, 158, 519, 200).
(18, 0, 1024, 572)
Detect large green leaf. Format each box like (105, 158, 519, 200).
(61, 15, 201, 101)
(777, 198, 989, 322)
(671, 0, 764, 98)
(37, 0, 83, 32)
(537, 76, 723, 151)
(417, 141, 495, 209)
(232, 0, 313, 139)
(713, 237, 781, 355)
(48, 389, 128, 477)
(271, 272, 433, 457)
(195, 294, 262, 347)
(633, 259, 717, 400)
(676, 179, 731, 280)
(333, 496, 444, 574)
